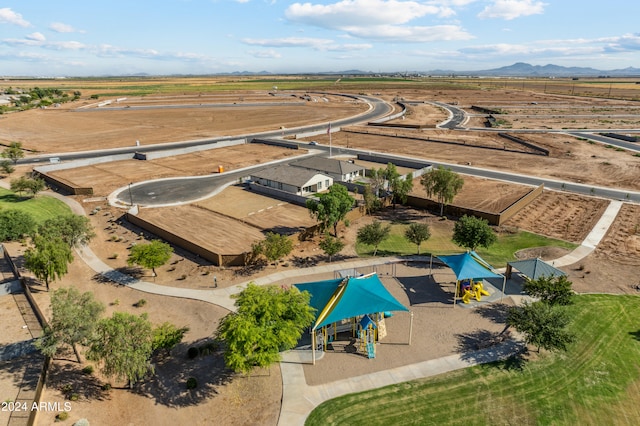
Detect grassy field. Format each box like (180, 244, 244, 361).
(0, 188, 71, 223)
(306, 294, 640, 425)
(355, 222, 577, 266)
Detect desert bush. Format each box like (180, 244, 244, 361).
(186, 377, 198, 389)
(134, 299, 147, 308)
(55, 412, 69, 422)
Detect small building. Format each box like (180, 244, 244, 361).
(291, 157, 366, 182)
(251, 165, 333, 196)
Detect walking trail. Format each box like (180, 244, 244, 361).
(13, 186, 626, 425)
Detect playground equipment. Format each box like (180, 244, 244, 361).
(459, 279, 490, 303)
(358, 315, 377, 359)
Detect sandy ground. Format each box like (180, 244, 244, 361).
(1, 85, 639, 425)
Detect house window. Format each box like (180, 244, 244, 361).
(317, 181, 322, 190)
(325, 179, 330, 187)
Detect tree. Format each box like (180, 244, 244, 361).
(0, 160, 14, 175)
(404, 223, 431, 255)
(152, 322, 189, 357)
(257, 232, 293, 267)
(368, 167, 387, 197)
(1, 142, 25, 165)
(215, 283, 315, 374)
(362, 184, 382, 214)
(420, 166, 464, 216)
(319, 233, 345, 262)
(385, 163, 413, 208)
(0, 209, 36, 241)
(452, 215, 497, 251)
(10, 175, 45, 197)
(127, 240, 173, 277)
(357, 221, 391, 256)
(23, 236, 73, 290)
(306, 184, 355, 237)
(36, 287, 105, 363)
(523, 275, 574, 306)
(37, 214, 96, 248)
(507, 301, 575, 353)
(87, 312, 154, 387)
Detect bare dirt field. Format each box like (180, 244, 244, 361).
(0, 93, 366, 153)
(323, 130, 640, 192)
(411, 174, 533, 213)
(47, 143, 304, 196)
(2, 83, 640, 426)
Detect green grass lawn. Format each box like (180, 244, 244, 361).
(0, 188, 71, 223)
(306, 294, 640, 425)
(356, 223, 577, 267)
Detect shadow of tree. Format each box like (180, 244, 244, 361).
(475, 303, 511, 325)
(629, 330, 640, 341)
(47, 360, 111, 401)
(456, 329, 505, 353)
(134, 337, 234, 408)
(92, 266, 144, 284)
(457, 336, 525, 368)
(0, 352, 44, 391)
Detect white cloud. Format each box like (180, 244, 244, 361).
(26, 32, 46, 42)
(345, 24, 473, 42)
(285, 0, 472, 42)
(286, 0, 445, 27)
(49, 22, 85, 33)
(243, 36, 373, 52)
(0, 8, 30, 27)
(243, 37, 335, 49)
(478, 0, 546, 20)
(248, 49, 282, 59)
(2, 37, 85, 50)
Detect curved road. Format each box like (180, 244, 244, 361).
(123, 100, 640, 206)
(17, 93, 392, 166)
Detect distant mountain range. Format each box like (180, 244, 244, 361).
(216, 62, 640, 78)
(432, 62, 640, 77)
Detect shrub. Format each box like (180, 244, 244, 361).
(187, 347, 199, 359)
(69, 393, 79, 401)
(81, 365, 94, 375)
(134, 299, 147, 308)
(186, 377, 198, 389)
(55, 412, 69, 422)
(109, 253, 119, 259)
(101, 383, 112, 391)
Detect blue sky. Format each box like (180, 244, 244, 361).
(1, 1, 639, 76)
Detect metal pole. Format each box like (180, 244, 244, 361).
(408, 311, 413, 345)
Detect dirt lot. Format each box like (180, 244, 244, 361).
(1, 84, 640, 426)
(48, 143, 304, 197)
(0, 93, 366, 153)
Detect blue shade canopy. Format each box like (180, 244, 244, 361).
(437, 252, 503, 281)
(508, 258, 566, 280)
(294, 274, 408, 330)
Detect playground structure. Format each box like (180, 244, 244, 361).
(436, 252, 506, 307)
(295, 273, 410, 364)
(459, 279, 491, 304)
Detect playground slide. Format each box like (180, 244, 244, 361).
(366, 342, 375, 359)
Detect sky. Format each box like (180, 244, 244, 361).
(1, 1, 639, 76)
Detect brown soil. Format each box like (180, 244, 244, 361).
(47, 143, 305, 197)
